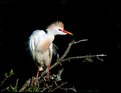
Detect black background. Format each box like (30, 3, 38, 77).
(0, 0, 120, 92)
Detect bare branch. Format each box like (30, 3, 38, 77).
(60, 40, 75, 59)
(60, 39, 88, 59)
(52, 68, 64, 81)
(41, 54, 106, 78)
(61, 54, 107, 62)
(18, 39, 106, 92)
(0, 87, 9, 92)
(18, 78, 31, 92)
(50, 82, 68, 92)
(97, 56, 104, 61)
(70, 86, 77, 92)
(74, 39, 88, 44)
(57, 68, 64, 81)
(52, 82, 77, 92)
(41, 84, 53, 92)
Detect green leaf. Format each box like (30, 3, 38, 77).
(9, 69, 14, 76)
(4, 73, 8, 78)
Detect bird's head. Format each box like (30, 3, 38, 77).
(46, 21, 73, 35)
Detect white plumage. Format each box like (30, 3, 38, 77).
(29, 21, 73, 78)
(29, 30, 54, 71)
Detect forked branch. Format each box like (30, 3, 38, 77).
(18, 39, 107, 92)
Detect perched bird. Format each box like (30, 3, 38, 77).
(29, 21, 73, 80)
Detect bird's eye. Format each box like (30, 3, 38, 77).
(59, 29, 62, 31)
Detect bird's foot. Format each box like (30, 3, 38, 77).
(44, 74, 50, 82)
(31, 76, 39, 87)
(36, 66, 43, 81)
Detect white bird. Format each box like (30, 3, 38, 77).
(29, 21, 73, 80)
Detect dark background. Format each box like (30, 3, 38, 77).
(0, 0, 120, 92)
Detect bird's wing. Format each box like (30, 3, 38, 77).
(29, 30, 46, 58)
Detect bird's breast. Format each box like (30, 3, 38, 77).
(37, 36, 54, 53)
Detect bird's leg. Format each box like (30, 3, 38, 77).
(44, 64, 50, 81)
(47, 64, 50, 79)
(36, 66, 40, 81)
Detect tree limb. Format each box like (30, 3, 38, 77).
(54, 81, 77, 92)
(61, 54, 107, 62)
(60, 39, 88, 60)
(18, 39, 106, 92)
(50, 82, 68, 92)
(18, 78, 31, 92)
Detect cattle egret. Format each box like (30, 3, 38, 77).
(29, 21, 73, 80)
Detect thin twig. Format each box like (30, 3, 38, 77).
(60, 39, 88, 60)
(70, 86, 77, 92)
(0, 87, 9, 92)
(0, 77, 7, 87)
(61, 54, 107, 62)
(60, 40, 75, 59)
(16, 79, 19, 89)
(97, 56, 104, 61)
(53, 82, 77, 92)
(41, 84, 53, 92)
(74, 39, 88, 44)
(50, 82, 68, 92)
(55, 82, 77, 92)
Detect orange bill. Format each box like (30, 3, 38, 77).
(59, 29, 73, 35)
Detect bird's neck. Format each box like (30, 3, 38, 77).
(46, 29, 55, 36)
(46, 32, 55, 42)
(46, 29, 57, 36)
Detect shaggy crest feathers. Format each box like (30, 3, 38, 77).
(47, 21, 64, 30)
